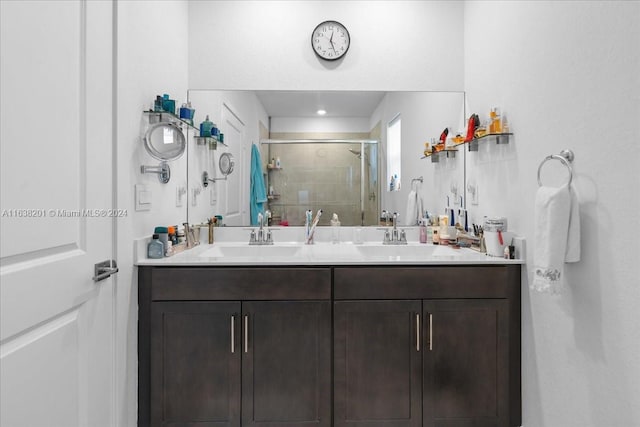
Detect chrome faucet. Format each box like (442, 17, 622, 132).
(382, 212, 407, 245)
(249, 211, 273, 245)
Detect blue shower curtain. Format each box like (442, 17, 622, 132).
(250, 143, 267, 225)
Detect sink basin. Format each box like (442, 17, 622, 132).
(199, 244, 302, 258)
(356, 244, 459, 258)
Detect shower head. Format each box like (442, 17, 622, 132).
(348, 148, 361, 158)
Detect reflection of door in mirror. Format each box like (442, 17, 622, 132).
(220, 103, 244, 225)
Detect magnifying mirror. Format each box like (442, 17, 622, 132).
(143, 122, 186, 161)
(203, 152, 235, 187)
(219, 152, 235, 176)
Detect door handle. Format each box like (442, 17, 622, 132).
(416, 313, 420, 352)
(428, 313, 433, 351)
(244, 314, 249, 353)
(231, 315, 235, 354)
(92, 260, 118, 282)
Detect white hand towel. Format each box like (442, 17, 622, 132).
(532, 185, 581, 294)
(404, 189, 418, 226)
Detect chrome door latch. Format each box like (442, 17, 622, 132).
(93, 260, 119, 282)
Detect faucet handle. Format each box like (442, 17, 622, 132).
(399, 229, 407, 244)
(249, 229, 257, 244)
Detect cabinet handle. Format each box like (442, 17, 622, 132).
(244, 315, 249, 353)
(231, 315, 235, 353)
(416, 313, 420, 352)
(428, 313, 433, 351)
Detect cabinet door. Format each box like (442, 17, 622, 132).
(334, 301, 422, 427)
(151, 302, 241, 427)
(242, 301, 331, 427)
(423, 300, 509, 427)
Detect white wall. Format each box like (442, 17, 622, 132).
(188, 1, 464, 91)
(464, 2, 640, 426)
(116, 1, 190, 426)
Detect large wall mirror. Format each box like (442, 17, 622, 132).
(185, 90, 465, 227)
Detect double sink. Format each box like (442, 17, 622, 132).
(196, 241, 474, 262)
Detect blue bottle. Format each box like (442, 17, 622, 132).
(200, 115, 214, 137)
(162, 94, 175, 114)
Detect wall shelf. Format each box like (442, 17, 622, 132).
(194, 136, 227, 149)
(421, 147, 459, 163)
(467, 133, 513, 151)
(143, 110, 197, 132)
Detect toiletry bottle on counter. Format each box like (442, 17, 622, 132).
(330, 213, 341, 244)
(419, 219, 427, 244)
(154, 226, 169, 249)
(432, 229, 440, 245)
(147, 234, 164, 259)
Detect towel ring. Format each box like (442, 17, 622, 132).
(537, 149, 575, 187)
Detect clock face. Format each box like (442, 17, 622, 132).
(311, 21, 350, 61)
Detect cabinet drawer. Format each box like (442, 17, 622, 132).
(150, 267, 331, 300)
(334, 266, 516, 299)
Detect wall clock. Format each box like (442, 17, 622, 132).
(311, 20, 350, 61)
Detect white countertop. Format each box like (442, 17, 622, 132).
(135, 227, 524, 266)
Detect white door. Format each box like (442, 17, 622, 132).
(1, 2, 115, 427)
(220, 102, 247, 225)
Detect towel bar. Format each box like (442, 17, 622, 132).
(537, 149, 575, 187)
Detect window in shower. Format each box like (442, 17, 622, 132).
(387, 115, 401, 191)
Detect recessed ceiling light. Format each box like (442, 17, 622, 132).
(317, 109, 327, 116)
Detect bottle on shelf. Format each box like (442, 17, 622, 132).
(199, 115, 214, 137)
(162, 94, 175, 114)
(489, 107, 502, 134)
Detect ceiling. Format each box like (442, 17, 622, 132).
(255, 90, 386, 118)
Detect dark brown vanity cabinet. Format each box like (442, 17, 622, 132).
(334, 301, 423, 427)
(139, 265, 521, 427)
(334, 266, 521, 427)
(139, 267, 332, 427)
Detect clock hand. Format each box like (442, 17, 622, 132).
(328, 33, 337, 53)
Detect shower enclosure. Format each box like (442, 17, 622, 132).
(263, 139, 379, 226)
